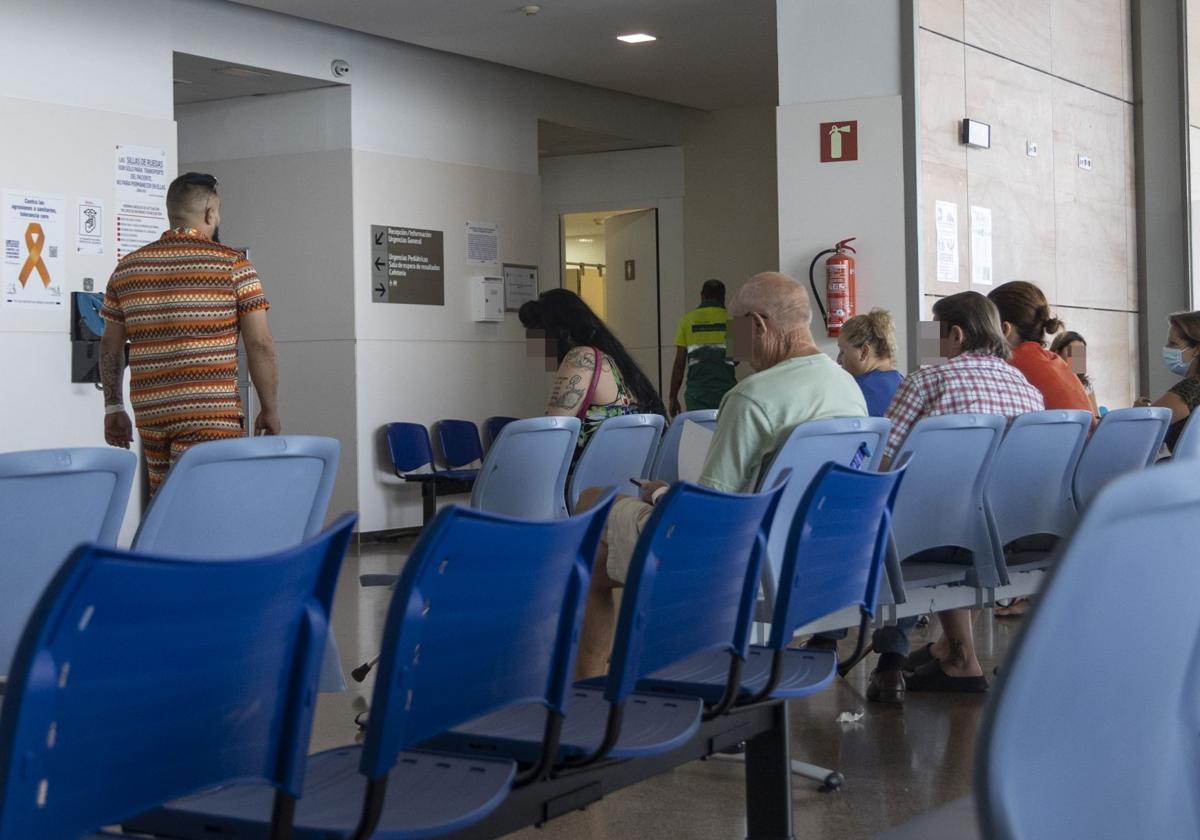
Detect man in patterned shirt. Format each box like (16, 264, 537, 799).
(99, 172, 279, 494)
(868, 291, 1043, 704)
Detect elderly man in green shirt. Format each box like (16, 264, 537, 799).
(668, 279, 738, 415)
(574, 271, 868, 678)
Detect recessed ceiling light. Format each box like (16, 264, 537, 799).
(617, 33, 657, 44)
(578, 238, 594, 243)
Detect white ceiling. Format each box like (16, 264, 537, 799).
(173, 53, 341, 104)
(227, 0, 777, 111)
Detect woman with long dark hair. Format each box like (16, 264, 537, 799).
(520, 289, 665, 452)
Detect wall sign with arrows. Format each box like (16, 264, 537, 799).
(370, 224, 444, 305)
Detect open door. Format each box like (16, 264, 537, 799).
(603, 209, 660, 389)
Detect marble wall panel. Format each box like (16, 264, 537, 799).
(963, 47, 1054, 186)
(964, 0, 1052, 72)
(966, 171, 1057, 298)
(1051, 305, 1139, 408)
(1052, 79, 1135, 311)
(920, 29, 968, 170)
(1050, 0, 1131, 100)
(919, 0, 964, 39)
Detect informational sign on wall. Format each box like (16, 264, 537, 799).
(820, 120, 858, 162)
(466, 220, 499, 265)
(934, 200, 959, 283)
(371, 224, 445, 305)
(77, 198, 104, 255)
(970, 206, 993, 287)
(115, 144, 168, 259)
(502, 263, 538, 311)
(2, 190, 65, 308)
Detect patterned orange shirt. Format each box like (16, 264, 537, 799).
(100, 229, 269, 426)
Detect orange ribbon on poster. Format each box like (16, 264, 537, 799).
(18, 222, 51, 289)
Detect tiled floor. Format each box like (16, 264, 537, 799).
(312, 538, 1022, 839)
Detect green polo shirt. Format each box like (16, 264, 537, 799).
(675, 302, 737, 410)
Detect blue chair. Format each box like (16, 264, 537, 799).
(471, 416, 579, 519)
(483, 415, 518, 451)
(0, 447, 135, 679)
(889, 414, 1007, 597)
(568, 413, 666, 512)
(649, 409, 719, 483)
(1170, 409, 1200, 459)
(1072, 406, 1170, 512)
(985, 410, 1092, 583)
(0, 513, 355, 839)
(133, 435, 346, 693)
(427, 480, 785, 769)
(124, 495, 615, 840)
(754, 417, 891, 620)
(640, 463, 904, 705)
(385, 422, 477, 526)
(433, 419, 484, 471)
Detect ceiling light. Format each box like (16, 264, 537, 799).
(578, 238, 594, 243)
(617, 33, 656, 44)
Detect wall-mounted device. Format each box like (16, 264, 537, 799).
(961, 118, 991, 149)
(71, 291, 106, 383)
(471, 276, 505, 322)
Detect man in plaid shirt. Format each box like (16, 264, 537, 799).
(869, 291, 1043, 704)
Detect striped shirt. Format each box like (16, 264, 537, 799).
(100, 228, 269, 426)
(883, 351, 1044, 461)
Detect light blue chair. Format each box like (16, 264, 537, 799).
(878, 461, 1200, 839)
(124, 494, 615, 840)
(0, 513, 355, 840)
(985, 410, 1092, 583)
(1072, 406, 1170, 512)
(649, 409, 719, 483)
(0, 448, 135, 679)
(756, 417, 891, 618)
(889, 414, 1007, 595)
(1171, 409, 1200, 459)
(568, 413, 666, 512)
(471, 416, 579, 519)
(132, 435, 346, 692)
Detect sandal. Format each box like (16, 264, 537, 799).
(905, 660, 989, 693)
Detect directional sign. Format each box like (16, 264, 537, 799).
(370, 224, 444, 305)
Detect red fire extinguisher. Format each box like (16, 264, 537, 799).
(808, 238, 857, 337)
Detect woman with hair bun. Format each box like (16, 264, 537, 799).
(519, 289, 665, 456)
(1049, 330, 1100, 416)
(836, 308, 904, 416)
(987, 281, 1092, 413)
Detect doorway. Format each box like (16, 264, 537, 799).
(561, 208, 662, 390)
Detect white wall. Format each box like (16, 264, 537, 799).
(1, 0, 702, 533)
(775, 0, 909, 362)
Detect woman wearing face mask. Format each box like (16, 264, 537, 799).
(836, 308, 904, 416)
(1137, 311, 1200, 453)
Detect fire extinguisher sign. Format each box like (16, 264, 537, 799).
(820, 120, 858, 163)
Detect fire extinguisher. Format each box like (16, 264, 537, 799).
(808, 238, 857, 337)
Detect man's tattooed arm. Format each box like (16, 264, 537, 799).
(99, 324, 127, 408)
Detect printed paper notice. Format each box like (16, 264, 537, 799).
(77, 198, 104, 255)
(935, 200, 959, 283)
(2, 191, 65, 308)
(970, 205, 993, 287)
(115, 144, 168, 259)
(466, 220, 499, 265)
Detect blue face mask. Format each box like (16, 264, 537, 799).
(1163, 346, 1191, 376)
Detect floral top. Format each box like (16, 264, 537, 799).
(577, 350, 641, 453)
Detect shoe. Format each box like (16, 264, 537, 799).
(901, 643, 936, 673)
(867, 667, 906, 704)
(905, 660, 989, 693)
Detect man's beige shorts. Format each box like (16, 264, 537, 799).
(605, 496, 654, 584)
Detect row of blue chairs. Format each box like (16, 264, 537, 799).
(0, 437, 346, 693)
(0, 440, 908, 838)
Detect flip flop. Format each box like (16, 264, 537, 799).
(901, 643, 936, 673)
(905, 660, 989, 693)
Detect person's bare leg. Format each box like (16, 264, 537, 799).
(574, 487, 621, 680)
(934, 608, 983, 677)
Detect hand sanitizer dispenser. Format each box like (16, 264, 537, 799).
(472, 276, 505, 322)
